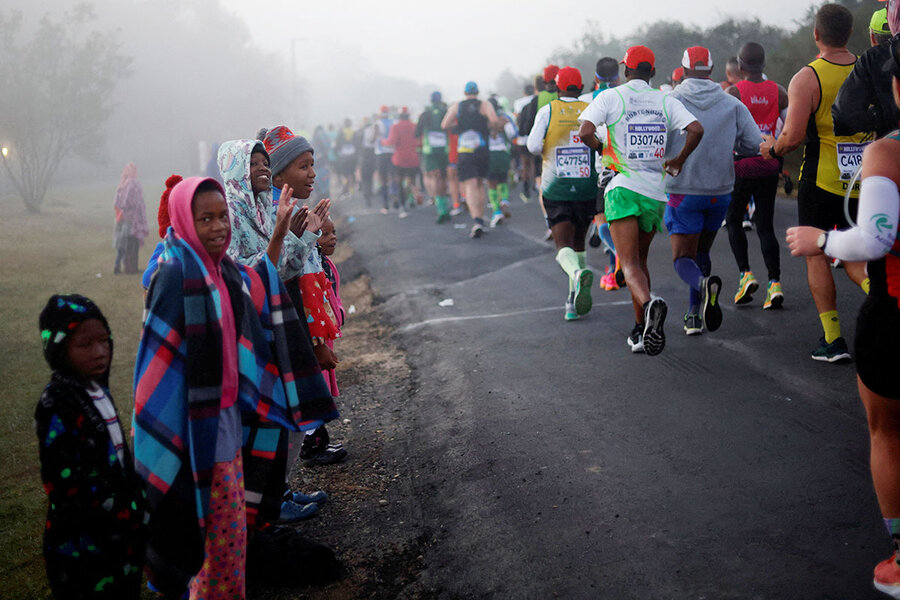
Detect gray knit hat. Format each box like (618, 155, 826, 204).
(261, 125, 315, 176)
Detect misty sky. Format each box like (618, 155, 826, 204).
(220, 0, 813, 97)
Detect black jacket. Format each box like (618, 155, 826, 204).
(832, 37, 900, 139)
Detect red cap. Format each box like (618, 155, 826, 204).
(620, 45, 655, 70)
(682, 46, 713, 71)
(399, 106, 409, 115)
(671, 67, 684, 83)
(543, 64, 560, 83)
(380, 105, 389, 114)
(555, 66, 582, 91)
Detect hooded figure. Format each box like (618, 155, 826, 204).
(113, 163, 149, 273)
(133, 177, 336, 597)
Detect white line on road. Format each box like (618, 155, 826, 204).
(398, 300, 634, 332)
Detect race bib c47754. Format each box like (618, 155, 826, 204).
(626, 123, 667, 160)
(836, 142, 869, 181)
(555, 146, 591, 178)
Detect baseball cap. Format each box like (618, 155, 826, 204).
(671, 67, 684, 83)
(682, 46, 713, 71)
(464, 81, 479, 94)
(430, 90, 442, 103)
(871, 8, 890, 34)
(399, 106, 409, 115)
(379, 105, 389, 114)
(621, 46, 655, 70)
(555, 66, 583, 91)
(543, 64, 560, 83)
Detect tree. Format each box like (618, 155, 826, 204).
(0, 5, 130, 212)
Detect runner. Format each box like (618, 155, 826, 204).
(719, 56, 742, 91)
(666, 46, 761, 335)
(514, 83, 537, 201)
(381, 106, 422, 219)
(358, 115, 377, 206)
(725, 42, 789, 310)
(373, 106, 395, 214)
(786, 38, 900, 595)
(415, 91, 451, 223)
(579, 45, 703, 355)
(527, 66, 598, 320)
(487, 96, 517, 227)
(335, 118, 357, 195)
(441, 81, 501, 238)
(760, 3, 874, 362)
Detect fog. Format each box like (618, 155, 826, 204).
(1, 0, 811, 192)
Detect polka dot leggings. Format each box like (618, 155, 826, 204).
(189, 452, 247, 600)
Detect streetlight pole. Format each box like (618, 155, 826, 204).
(291, 38, 309, 128)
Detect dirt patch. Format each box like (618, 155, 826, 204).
(249, 226, 434, 599)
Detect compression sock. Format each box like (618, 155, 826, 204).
(488, 188, 501, 214)
(598, 222, 615, 252)
(498, 183, 509, 204)
(674, 257, 703, 313)
(861, 277, 871, 295)
(434, 196, 448, 216)
(819, 310, 841, 344)
(556, 247, 580, 280)
(576, 251, 587, 270)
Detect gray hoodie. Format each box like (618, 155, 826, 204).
(666, 77, 761, 196)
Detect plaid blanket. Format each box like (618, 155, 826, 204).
(134, 231, 336, 595)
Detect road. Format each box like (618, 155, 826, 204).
(338, 189, 882, 600)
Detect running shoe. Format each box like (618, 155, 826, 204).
(642, 297, 667, 356)
(874, 554, 900, 598)
(600, 271, 619, 291)
(627, 324, 644, 353)
(683, 312, 702, 336)
(398, 210, 409, 219)
(614, 256, 626, 288)
(701, 275, 723, 332)
(469, 223, 484, 239)
(763, 280, 784, 310)
(543, 228, 553, 241)
(573, 268, 594, 316)
(588, 222, 601, 247)
(734, 271, 758, 305)
(288, 490, 328, 505)
(565, 293, 578, 321)
(450, 206, 464, 217)
(490, 212, 504, 228)
(519, 192, 530, 204)
(811, 337, 851, 363)
(501, 202, 512, 219)
(742, 219, 753, 231)
(379, 207, 390, 215)
(278, 500, 319, 523)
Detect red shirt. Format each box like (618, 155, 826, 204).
(383, 119, 421, 168)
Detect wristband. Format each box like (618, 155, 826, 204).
(768, 145, 782, 160)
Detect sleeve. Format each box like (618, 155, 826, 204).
(832, 54, 877, 137)
(526, 104, 552, 155)
(504, 117, 518, 140)
(578, 92, 609, 126)
(824, 175, 899, 262)
(663, 95, 698, 132)
(226, 201, 268, 270)
(276, 228, 319, 281)
(414, 113, 427, 138)
(734, 100, 764, 156)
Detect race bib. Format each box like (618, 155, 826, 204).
(489, 135, 507, 152)
(427, 131, 447, 148)
(836, 142, 869, 181)
(626, 123, 667, 160)
(339, 144, 355, 157)
(555, 146, 590, 178)
(458, 130, 483, 151)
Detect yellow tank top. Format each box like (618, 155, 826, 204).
(800, 57, 872, 197)
(541, 99, 597, 201)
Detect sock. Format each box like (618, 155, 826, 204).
(474, 216, 485, 226)
(696, 251, 712, 278)
(819, 310, 841, 344)
(435, 195, 448, 215)
(498, 183, 509, 203)
(556, 247, 580, 280)
(862, 277, 871, 295)
(598, 223, 615, 253)
(488, 188, 501, 214)
(608, 252, 617, 271)
(576, 251, 586, 270)
(674, 257, 703, 291)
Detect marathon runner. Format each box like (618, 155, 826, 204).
(725, 42, 789, 310)
(666, 46, 761, 335)
(487, 96, 517, 227)
(527, 66, 598, 320)
(441, 81, 501, 238)
(359, 115, 378, 206)
(579, 45, 703, 355)
(373, 106, 395, 214)
(514, 83, 537, 201)
(335, 118, 357, 195)
(760, 3, 874, 362)
(416, 92, 451, 223)
(382, 106, 421, 219)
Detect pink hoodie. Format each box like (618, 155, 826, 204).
(168, 176, 239, 410)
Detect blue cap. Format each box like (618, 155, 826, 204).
(431, 90, 442, 103)
(464, 81, 478, 95)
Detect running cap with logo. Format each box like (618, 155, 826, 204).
(543, 64, 560, 83)
(465, 81, 479, 94)
(682, 46, 713, 71)
(555, 66, 583, 91)
(431, 91, 442, 103)
(621, 45, 655, 70)
(871, 8, 890, 34)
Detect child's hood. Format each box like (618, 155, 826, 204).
(217, 139, 272, 210)
(168, 176, 232, 270)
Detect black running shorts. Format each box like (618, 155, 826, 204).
(856, 294, 900, 399)
(797, 179, 858, 229)
(543, 198, 596, 228)
(457, 149, 489, 181)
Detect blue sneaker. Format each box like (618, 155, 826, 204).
(278, 500, 319, 523)
(288, 490, 328, 505)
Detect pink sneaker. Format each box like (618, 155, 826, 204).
(874, 554, 900, 598)
(600, 272, 619, 291)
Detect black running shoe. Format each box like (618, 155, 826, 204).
(642, 298, 667, 356)
(701, 275, 722, 332)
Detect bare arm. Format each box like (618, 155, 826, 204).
(441, 103, 459, 130)
(579, 121, 601, 152)
(761, 67, 817, 157)
(481, 100, 501, 129)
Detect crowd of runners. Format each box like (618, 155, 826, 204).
(29, 1, 900, 599)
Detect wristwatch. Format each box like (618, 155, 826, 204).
(816, 231, 828, 251)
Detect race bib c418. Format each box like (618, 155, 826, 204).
(555, 146, 591, 178)
(626, 123, 667, 160)
(427, 131, 447, 148)
(836, 142, 869, 181)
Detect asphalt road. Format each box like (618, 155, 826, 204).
(339, 187, 883, 600)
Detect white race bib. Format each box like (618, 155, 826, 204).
(836, 142, 869, 181)
(458, 130, 483, 151)
(339, 144, 355, 157)
(555, 146, 590, 178)
(427, 131, 447, 148)
(626, 123, 667, 161)
(489, 135, 507, 152)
